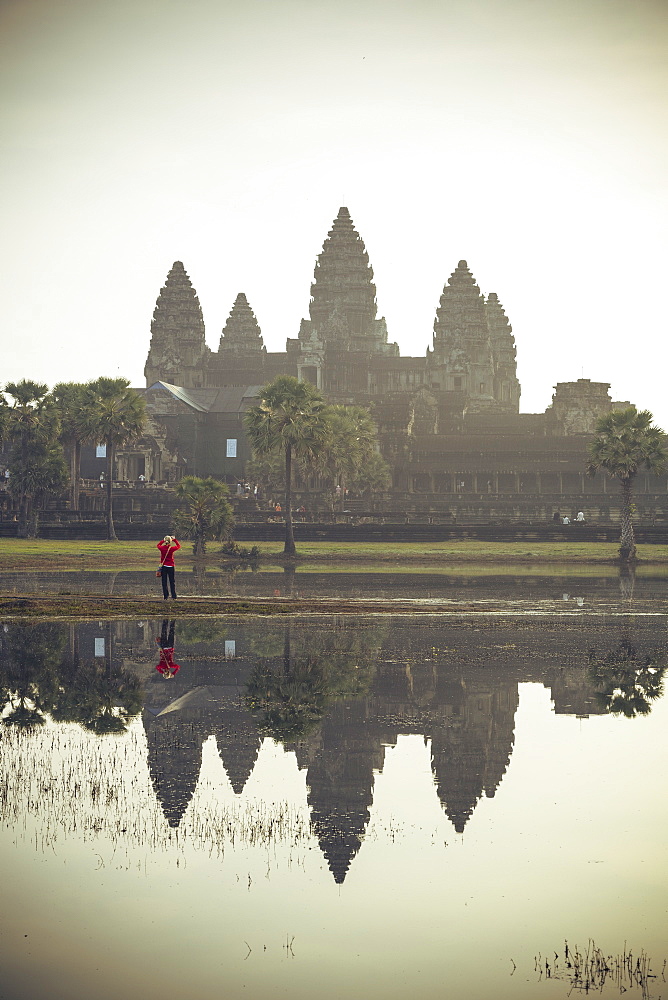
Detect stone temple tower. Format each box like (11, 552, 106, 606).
(428, 261, 520, 413)
(205, 292, 267, 387)
(297, 207, 399, 397)
(485, 292, 521, 412)
(144, 261, 209, 388)
(217, 293, 265, 359)
(429, 260, 497, 410)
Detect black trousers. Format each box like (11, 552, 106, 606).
(159, 619, 175, 647)
(160, 566, 176, 598)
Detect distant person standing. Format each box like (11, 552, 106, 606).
(157, 535, 180, 600)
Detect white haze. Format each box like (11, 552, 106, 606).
(1, 0, 666, 426)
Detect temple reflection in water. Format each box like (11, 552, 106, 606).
(1, 617, 664, 883)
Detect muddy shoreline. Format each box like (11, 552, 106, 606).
(0, 593, 660, 620)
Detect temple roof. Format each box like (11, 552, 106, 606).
(146, 382, 261, 413)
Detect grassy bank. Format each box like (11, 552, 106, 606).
(0, 537, 667, 571)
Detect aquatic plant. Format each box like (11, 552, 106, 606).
(535, 939, 664, 999)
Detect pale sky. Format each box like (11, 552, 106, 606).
(1, 0, 667, 426)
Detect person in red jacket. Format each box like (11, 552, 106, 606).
(155, 619, 180, 678)
(157, 535, 181, 600)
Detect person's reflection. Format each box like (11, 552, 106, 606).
(155, 620, 180, 678)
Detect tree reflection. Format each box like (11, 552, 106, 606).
(245, 623, 383, 741)
(618, 563, 636, 601)
(0, 622, 66, 728)
(588, 639, 666, 717)
(0, 622, 143, 734)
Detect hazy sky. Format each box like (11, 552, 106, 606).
(2, 0, 667, 425)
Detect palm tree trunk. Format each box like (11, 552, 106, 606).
(18, 496, 28, 538)
(619, 475, 636, 562)
(283, 624, 292, 675)
(73, 439, 81, 511)
(26, 497, 38, 539)
(284, 443, 296, 556)
(106, 440, 117, 541)
(17, 431, 28, 538)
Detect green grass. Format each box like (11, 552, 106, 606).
(0, 537, 666, 571)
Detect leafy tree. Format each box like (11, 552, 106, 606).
(587, 407, 667, 562)
(51, 381, 95, 510)
(172, 475, 234, 556)
(4, 380, 68, 537)
(0, 622, 143, 735)
(309, 404, 379, 506)
(245, 376, 328, 556)
(349, 450, 392, 494)
(588, 640, 666, 717)
(245, 450, 285, 494)
(85, 377, 146, 540)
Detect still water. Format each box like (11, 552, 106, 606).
(0, 563, 667, 609)
(1, 615, 667, 1000)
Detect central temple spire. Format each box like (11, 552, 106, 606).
(308, 207, 378, 339)
(298, 208, 398, 393)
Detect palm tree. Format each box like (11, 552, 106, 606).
(245, 376, 328, 556)
(86, 377, 146, 540)
(172, 475, 234, 556)
(0, 394, 8, 445)
(52, 381, 95, 511)
(4, 380, 67, 536)
(587, 407, 667, 562)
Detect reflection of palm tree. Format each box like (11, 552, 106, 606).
(282, 564, 296, 596)
(245, 623, 383, 741)
(191, 561, 207, 595)
(80, 623, 143, 733)
(246, 627, 328, 741)
(618, 564, 636, 601)
(588, 639, 665, 717)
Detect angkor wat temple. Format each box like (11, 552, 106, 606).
(131, 207, 666, 508)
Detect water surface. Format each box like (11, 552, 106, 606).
(1, 616, 666, 1000)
